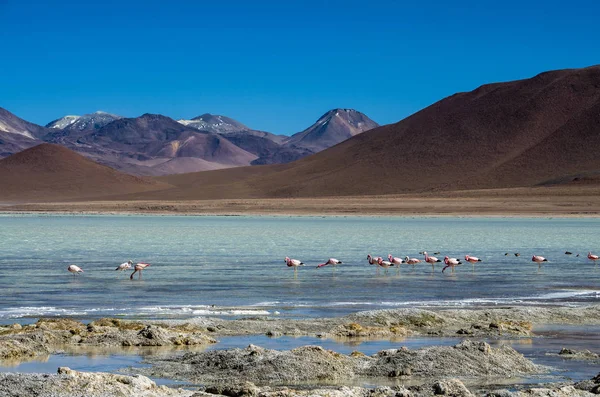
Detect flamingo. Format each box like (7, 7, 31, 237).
(377, 257, 393, 273)
(464, 255, 482, 264)
(405, 256, 421, 266)
(367, 254, 382, 265)
(130, 263, 150, 280)
(423, 252, 441, 270)
(316, 258, 342, 269)
(67, 264, 83, 275)
(442, 256, 461, 273)
(116, 260, 133, 272)
(588, 252, 599, 262)
(388, 254, 404, 268)
(531, 255, 547, 268)
(285, 257, 304, 275)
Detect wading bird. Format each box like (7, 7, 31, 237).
(316, 258, 342, 269)
(367, 254, 381, 265)
(130, 263, 150, 280)
(285, 257, 304, 275)
(423, 252, 441, 270)
(388, 254, 404, 267)
(405, 256, 421, 266)
(377, 257, 393, 273)
(116, 260, 133, 272)
(531, 255, 547, 267)
(464, 255, 482, 264)
(442, 256, 461, 273)
(67, 264, 83, 275)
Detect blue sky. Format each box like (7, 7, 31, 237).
(1, 0, 599, 135)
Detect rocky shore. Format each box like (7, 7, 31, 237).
(1, 368, 599, 397)
(1, 306, 599, 396)
(0, 318, 216, 362)
(133, 340, 542, 384)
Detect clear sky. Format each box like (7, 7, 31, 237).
(1, 0, 599, 135)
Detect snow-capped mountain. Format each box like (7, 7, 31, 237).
(61, 111, 122, 132)
(2, 107, 379, 174)
(45, 115, 80, 129)
(177, 113, 250, 134)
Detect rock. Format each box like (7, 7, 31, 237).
(0, 369, 193, 397)
(558, 348, 599, 360)
(432, 379, 474, 396)
(137, 340, 541, 385)
(205, 381, 259, 396)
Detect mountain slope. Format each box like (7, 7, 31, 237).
(45, 115, 80, 129)
(0, 144, 170, 201)
(0, 108, 46, 156)
(134, 65, 600, 199)
(283, 109, 379, 152)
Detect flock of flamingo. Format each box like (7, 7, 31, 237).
(66, 261, 151, 279)
(65, 252, 600, 279)
(285, 251, 600, 274)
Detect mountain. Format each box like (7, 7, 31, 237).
(0, 108, 46, 156)
(45, 115, 80, 129)
(0, 144, 170, 201)
(283, 109, 379, 152)
(125, 65, 600, 200)
(45, 111, 123, 139)
(75, 113, 258, 174)
(3, 107, 379, 174)
(178, 113, 250, 134)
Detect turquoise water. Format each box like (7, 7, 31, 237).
(0, 214, 599, 323)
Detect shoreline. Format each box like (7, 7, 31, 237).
(2, 185, 600, 217)
(1, 305, 600, 396)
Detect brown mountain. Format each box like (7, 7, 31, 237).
(129, 65, 600, 200)
(0, 144, 170, 201)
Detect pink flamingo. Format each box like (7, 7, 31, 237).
(588, 252, 599, 262)
(67, 264, 83, 275)
(285, 257, 304, 275)
(367, 254, 382, 265)
(388, 254, 404, 269)
(423, 252, 441, 270)
(531, 255, 547, 268)
(442, 256, 461, 273)
(130, 263, 150, 280)
(464, 255, 482, 268)
(316, 258, 342, 270)
(377, 257, 393, 273)
(464, 255, 482, 263)
(405, 256, 421, 266)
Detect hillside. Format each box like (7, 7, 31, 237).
(139, 65, 600, 199)
(0, 144, 170, 201)
(0, 107, 46, 156)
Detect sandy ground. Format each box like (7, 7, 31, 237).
(2, 186, 600, 216)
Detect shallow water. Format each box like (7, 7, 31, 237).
(0, 214, 599, 323)
(1, 329, 598, 387)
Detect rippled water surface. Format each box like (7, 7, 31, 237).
(0, 214, 599, 323)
